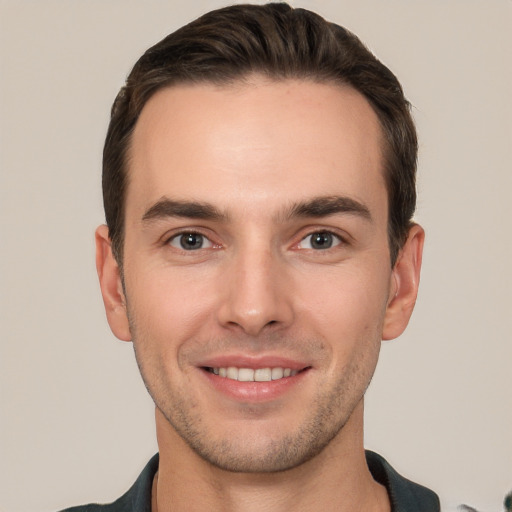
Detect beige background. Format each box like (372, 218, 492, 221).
(1, 1, 511, 511)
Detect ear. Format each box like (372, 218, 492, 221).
(382, 224, 425, 341)
(95, 225, 131, 341)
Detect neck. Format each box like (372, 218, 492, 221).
(152, 401, 390, 512)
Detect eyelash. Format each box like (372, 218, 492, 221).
(163, 228, 347, 253)
(165, 230, 217, 251)
(294, 230, 347, 251)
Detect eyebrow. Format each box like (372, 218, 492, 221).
(283, 195, 372, 222)
(142, 198, 227, 223)
(141, 195, 371, 224)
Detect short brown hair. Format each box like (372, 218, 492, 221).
(103, 2, 417, 266)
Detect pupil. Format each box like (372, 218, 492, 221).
(180, 233, 203, 250)
(311, 232, 332, 249)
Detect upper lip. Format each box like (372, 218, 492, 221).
(197, 354, 310, 371)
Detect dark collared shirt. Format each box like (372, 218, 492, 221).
(60, 451, 440, 512)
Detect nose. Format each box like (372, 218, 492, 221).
(216, 243, 294, 336)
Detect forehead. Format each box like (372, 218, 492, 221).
(126, 78, 386, 220)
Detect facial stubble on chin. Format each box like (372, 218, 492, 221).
(157, 370, 367, 474)
(129, 324, 380, 474)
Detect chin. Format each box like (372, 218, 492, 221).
(184, 433, 333, 474)
(161, 401, 355, 474)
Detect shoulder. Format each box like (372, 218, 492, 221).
(58, 492, 136, 512)
(60, 505, 117, 512)
(58, 454, 159, 512)
(366, 450, 440, 512)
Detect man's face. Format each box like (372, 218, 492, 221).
(108, 78, 409, 472)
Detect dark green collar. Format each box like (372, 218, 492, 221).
(366, 450, 440, 512)
(61, 451, 440, 512)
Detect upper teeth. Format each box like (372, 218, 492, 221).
(211, 367, 297, 382)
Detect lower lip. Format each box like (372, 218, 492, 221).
(200, 368, 309, 402)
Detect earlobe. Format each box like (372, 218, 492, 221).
(382, 224, 425, 341)
(95, 225, 132, 342)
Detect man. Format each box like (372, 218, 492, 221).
(64, 3, 439, 511)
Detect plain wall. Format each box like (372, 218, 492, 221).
(1, 1, 511, 511)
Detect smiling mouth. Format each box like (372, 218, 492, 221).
(203, 366, 309, 382)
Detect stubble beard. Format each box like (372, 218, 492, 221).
(156, 372, 366, 474)
(131, 332, 379, 474)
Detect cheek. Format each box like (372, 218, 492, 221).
(295, 262, 391, 346)
(124, 265, 220, 353)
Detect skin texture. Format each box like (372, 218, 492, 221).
(96, 77, 424, 512)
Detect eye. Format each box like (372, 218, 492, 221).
(298, 231, 342, 250)
(168, 232, 214, 251)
